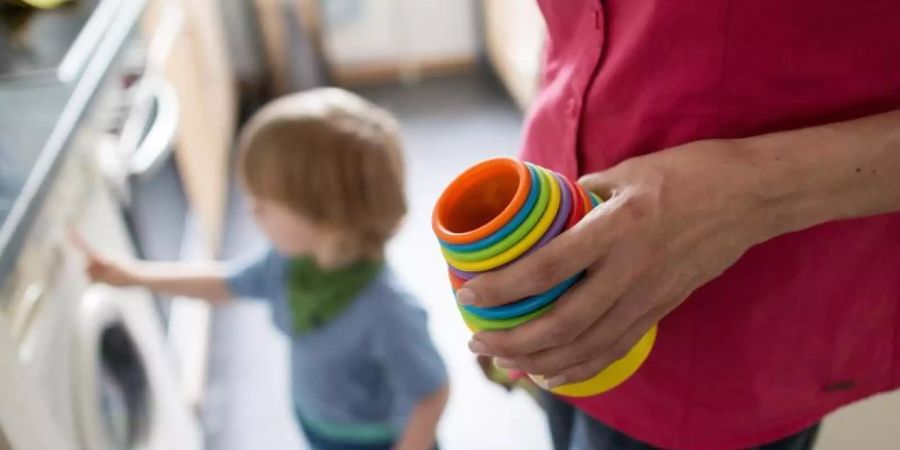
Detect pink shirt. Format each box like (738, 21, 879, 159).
(520, 1, 900, 448)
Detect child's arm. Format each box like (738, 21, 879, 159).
(72, 233, 231, 304)
(394, 383, 449, 450)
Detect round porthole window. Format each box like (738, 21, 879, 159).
(95, 323, 151, 449)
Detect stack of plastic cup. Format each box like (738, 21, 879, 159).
(432, 157, 656, 397)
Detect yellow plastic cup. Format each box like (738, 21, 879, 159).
(460, 303, 658, 397)
(534, 326, 657, 397)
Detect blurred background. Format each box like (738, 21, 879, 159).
(0, 1, 896, 449)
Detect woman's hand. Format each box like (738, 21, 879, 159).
(458, 110, 900, 388)
(458, 139, 778, 388)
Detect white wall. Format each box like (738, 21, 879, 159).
(321, 0, 478, 67)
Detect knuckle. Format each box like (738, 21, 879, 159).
(536, 357, 566, 378)
(488, 338, 520, 358)
(465, 276, 492, 300)
(514, 356, 537, 373)
(540, 366, 563, 379)
(620, 193, 651, 222)
(545, 353, 585, 378)
(587, 356, 613, 376)
(622, 196, 647, 222)
(568, 365, 597, 384)
(545, 320, 577, 346)
(608, 342, 633, 362)
(529, 259, 564, 286)
(489, 342, 513, 358)
(572, 341, 598, 364)
(540, 353, 571, 375)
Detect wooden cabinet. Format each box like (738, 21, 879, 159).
(482, 0, 545, 110)
(139, 0, 235, 411)
(142, 0, 235, 256)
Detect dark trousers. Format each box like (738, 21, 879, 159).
(537, 391, 820, 450)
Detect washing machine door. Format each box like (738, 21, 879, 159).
(73, 286, 153, 450)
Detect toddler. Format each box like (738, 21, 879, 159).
(77, 88, 449, 450)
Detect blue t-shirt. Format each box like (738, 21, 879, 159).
(226, 247, 447, 443)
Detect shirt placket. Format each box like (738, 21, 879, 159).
(567, 0, 607, 177)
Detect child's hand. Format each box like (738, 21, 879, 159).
(69, 230, 231, 301)
(70, 231, 139, 287)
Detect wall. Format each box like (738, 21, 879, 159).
(320, 0, 479, 83)
(483, 0, 545, 110)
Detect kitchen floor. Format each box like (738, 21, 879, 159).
(203, 73, 553, 450)
(199, 72, 900, 450)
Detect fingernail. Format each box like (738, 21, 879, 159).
(468, 339, 491, 355)
(495, 358, 517, 369)
(456, 288, 477, 305)
(545, 375, 569, 389)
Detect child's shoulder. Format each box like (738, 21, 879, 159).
(226, 245, 289, 301)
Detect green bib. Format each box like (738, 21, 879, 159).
(287, 257, 383, 334)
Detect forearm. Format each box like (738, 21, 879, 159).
(737, 110, 900, 241)
(128, 261, 232, 304)
(393, 384, 449, 450)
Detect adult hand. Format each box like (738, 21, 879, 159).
(458, 139, 778, 388)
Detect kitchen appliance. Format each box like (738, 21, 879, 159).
(0, 128, 201, 449)
(0, 0, 200, 448)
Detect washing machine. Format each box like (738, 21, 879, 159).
(0, 131, 201, 449)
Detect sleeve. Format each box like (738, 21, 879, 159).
(371, 292, 448, 405)
(224, 246, 284, 301)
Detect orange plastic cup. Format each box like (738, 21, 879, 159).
(576, 182, 593, 214)
(432, 157, 532, 245)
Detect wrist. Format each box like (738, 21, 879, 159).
(657, 139, 796, 248)
(736, 131, 857, 242)
(735, 111, 900, 242)
(120, 260, 147, 286)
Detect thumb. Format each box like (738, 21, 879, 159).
(578, 168, 619, 202)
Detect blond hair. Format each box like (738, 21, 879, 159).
(238, 88, 406, 259)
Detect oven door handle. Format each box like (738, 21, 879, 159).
(8, 245, 64, 343)
(126, 78, 179, 179)
(9, 279, 47, 343)
(121, 1, 183, 179)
